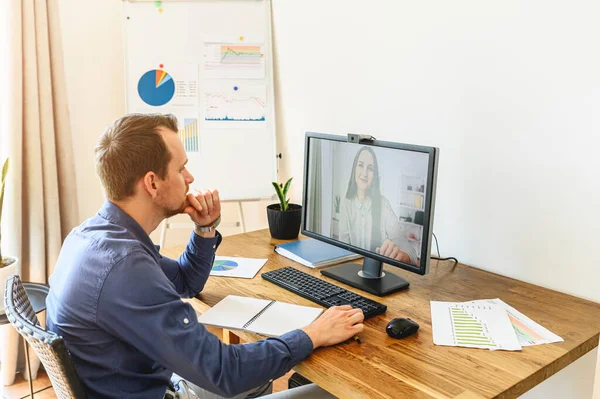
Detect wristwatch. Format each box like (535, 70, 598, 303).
(194, 215, 221, 233)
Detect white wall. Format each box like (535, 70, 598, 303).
(272, 0, 600, 302)
(57, 0, 126, 222)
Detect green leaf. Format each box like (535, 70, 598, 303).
(282, 177, 293, 199)
(272, 181, 287, 211)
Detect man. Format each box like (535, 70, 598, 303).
(46, 114, 364, 399)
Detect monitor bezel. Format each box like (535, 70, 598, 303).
(301, 132, 438, 276)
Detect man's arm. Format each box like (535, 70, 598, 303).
(97, 250, 313, 398)
(159, 231, 222, 298)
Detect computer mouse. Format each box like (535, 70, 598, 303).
(386, 318, 419, 339)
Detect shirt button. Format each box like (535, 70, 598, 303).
(183, 318, 189, 324)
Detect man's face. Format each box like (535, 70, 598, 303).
(155, 128, 194, 218)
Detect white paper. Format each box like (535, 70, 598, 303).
(204, 42, 265, 79)
(469, 299, 563, 346)
(198, 295, 323, 337)
(247, 301, 323, 337)
(210, 256, 267, 279)
(167, 63, 199, 107)
(431, 301, 522, 351)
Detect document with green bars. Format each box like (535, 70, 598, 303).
(430, 301, 522, 351)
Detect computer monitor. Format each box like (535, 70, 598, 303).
(302, 132, 439, 296)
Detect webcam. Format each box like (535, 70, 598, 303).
(347, 134, 376, 144)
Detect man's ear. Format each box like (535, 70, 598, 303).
(142, 171, 159, 198)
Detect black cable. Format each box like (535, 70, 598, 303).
(431, 232, 458, 268)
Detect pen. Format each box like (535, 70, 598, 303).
(353, 335, 361, 344)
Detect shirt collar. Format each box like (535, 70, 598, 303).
(98, 200, 161, 260)
(352, 195, 372, 212)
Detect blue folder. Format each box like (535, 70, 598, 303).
(274, 238, 361, 268)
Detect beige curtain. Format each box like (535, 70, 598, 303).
(1, 0, 78, 386)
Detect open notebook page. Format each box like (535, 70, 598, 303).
(247, 301, 323, 337)
(198, 295, 272, 330)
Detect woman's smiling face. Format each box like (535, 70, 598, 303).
(355, 150, 374, 192)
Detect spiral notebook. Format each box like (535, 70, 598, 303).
(198, 295, 323, 337)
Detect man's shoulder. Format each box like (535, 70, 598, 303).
(68, 215, 147, 262)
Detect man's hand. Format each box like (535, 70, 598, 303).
(376, 239, 410, 263)
(183, 189, 221, 228)
(301, 306, 364, 349)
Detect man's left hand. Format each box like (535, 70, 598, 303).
(183, 189, 221, 227)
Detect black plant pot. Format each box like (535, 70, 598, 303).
(267, 203, 302, 240)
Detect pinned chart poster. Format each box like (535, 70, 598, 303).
(133, 63, 198, 109)
(175, 115, 199, 153)
(204, 83, 266, 128)
(137, 68, 175, 106)
(204, 43, 265, 79)
(210, 256, 268, 279)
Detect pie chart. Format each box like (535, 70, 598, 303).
(212, 260, 239, 272)
(137, 69, 175, 106)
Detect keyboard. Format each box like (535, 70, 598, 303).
(261, 267, 387, 319)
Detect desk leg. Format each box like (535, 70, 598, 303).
(24, 340, 34, 398)
(223, 329, 240, 345)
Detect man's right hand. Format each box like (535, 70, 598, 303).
(301, 305, 364, 349)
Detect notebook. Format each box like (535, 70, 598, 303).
(274, 238, 361, 268)
(197, 295, 323, 337)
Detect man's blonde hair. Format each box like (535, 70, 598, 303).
(95, 113, 178, 201)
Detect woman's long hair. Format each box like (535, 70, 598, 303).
(345, 146, 382, 251)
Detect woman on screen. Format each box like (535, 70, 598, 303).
(339, 146, 418, 265)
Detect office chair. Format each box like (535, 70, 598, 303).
(4, 275, 88, 399)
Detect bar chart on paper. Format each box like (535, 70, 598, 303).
(178, 118, 199, 152)
(431, 301, 522, 351)
(450, 307, 495, 347)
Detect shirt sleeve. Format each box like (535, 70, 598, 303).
(158, 231, 222, 298)
(382, 197, 418, 265)
(96, 250, 314, 398)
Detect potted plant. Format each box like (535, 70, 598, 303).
(267, 177, 302, 240)
(1, 158, 18, 315)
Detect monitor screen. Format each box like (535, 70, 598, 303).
(302, 133, 438, 280)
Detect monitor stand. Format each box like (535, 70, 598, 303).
(321, 257, 409, 296)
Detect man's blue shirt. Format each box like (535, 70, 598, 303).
(46, 201, 313, 398)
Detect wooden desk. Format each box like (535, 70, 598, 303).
(162, 229, 600, 399)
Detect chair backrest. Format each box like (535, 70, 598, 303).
(4, 275, 88, 399)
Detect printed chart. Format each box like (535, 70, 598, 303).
(178, 118, 199, 152)
(210, 256, 267, 279)
(472, 299, 563, 346)
(204, 84, 266, 126)
(137, 69, 175, 106)
(212, 259, 239, 272)
(204, 43, 265, 79)
(450, 306, 495, 347)
(431, 301, 522, 351)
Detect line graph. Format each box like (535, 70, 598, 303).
(204, 84, 266, 124)
(220, 45, 262, 64)
(204, 43, 265, 79)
